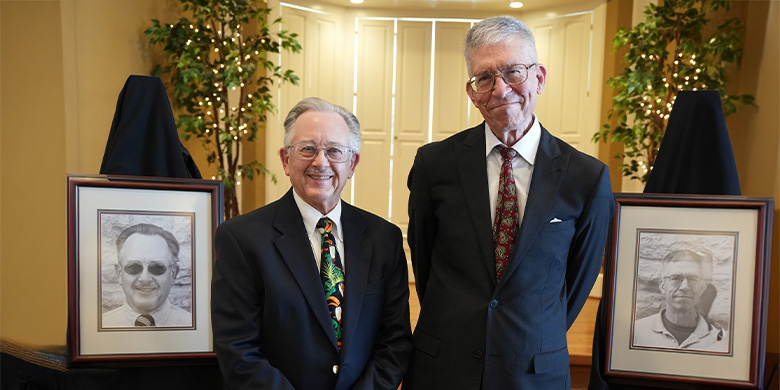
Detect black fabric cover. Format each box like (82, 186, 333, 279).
(643, 90, 741, 195)
(589, 90, 742, 390)
(100, 75, 202, 179)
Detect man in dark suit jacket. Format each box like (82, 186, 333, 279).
(403, 16, 615, 389)
(212, 97, 413, 390)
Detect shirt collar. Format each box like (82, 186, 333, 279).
(484, 115, 541, 165)
(122, 298, 173, 318)
(292, 190, 343, 241)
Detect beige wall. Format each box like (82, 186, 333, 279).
(1, 0, 778, 361)
(2, 0, 68, 346)
(725, 0, 780, 354)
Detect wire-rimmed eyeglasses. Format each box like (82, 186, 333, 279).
(468, 63, 537, 94)
(664, 274, 704, 289)
(287, 142, 354, 163)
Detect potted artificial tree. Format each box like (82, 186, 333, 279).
(595, 0, 754, 182)
(146, 0, 301, 218)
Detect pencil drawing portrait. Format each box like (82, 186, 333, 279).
(99, 212, 195, 329)
(631, 231, 735, 353)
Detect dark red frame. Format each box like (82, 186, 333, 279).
(603, 193, 773, 389)
(67, 174, 223, 366)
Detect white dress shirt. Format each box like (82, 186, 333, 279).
(485, 115, 541, 226)
(292, 190, 346, 272)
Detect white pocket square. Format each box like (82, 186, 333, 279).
(549, 218, 563, 223)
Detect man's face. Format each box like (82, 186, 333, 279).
(466, 36, 546, 135)
(280, 111, 359, 215)
(660, 259, 707, 314)
(115, 233, 178, 314)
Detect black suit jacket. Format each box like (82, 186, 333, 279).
(212, 190, 413, 390)
(404, 123, 614, 389)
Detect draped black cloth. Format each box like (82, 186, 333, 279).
(643, 90, 741, 195)
(100, 75, 201, 179)
(589, 90, 741, 389)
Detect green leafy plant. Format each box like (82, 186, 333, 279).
(146, 0, 301, 218)
(594, 0, 754, 182)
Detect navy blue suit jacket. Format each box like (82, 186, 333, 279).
(212, 190, 413, 390)
(404, 123, 614, 389)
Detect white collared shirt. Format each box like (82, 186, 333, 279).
(485, 116, 541, 226)
(292, 190, 346, 271)
(101, 299, 192, 327)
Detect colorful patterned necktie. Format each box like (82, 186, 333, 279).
(493, 146, 519, 280)
(317, 217, 345, 349)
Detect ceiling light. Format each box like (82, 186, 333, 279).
(509, 1, 523, 8)
(351, 0, 364, 3)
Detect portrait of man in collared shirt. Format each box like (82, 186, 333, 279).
(631, 232, 734, 353)
(100, 213, 194, 329)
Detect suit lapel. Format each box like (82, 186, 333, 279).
(339, 203, 371, 358)
(272, 191, 338, 348)
(457, 124, 497, 287)
(499, 126, 568, 285)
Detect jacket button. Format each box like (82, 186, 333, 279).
(474, 350, 483, 359)
(332, 364, 339, 374)
(489, 299, 498, 308)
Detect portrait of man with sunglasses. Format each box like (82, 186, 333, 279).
(102, 223, 192, 327)
(633, 249, 728, 352)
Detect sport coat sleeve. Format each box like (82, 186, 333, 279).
(211, 221, 297, 390)
(564, 163, 614, 327)
(406, 150, 436, 302)
(349, 223, 414, 390)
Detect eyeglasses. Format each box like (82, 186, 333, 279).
(122, 261, 169, 276)
(468, 63, 537, 94)
(287, 142, 354, 163)
(664, 274, 704, 289)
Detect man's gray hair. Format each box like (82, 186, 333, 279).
(283, 97, 361, 153)
(464, 16, 538, 77)
(116, 223, 180, 263)
(661, 249, 713, 279)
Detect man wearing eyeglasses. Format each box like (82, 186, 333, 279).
(404, 16, 614, 389)
(102, 223, 191, 327)
(211, 97, 413, 390)
(633, 250, 728, 351)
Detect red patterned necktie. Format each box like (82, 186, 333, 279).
(493, 146, 519, 280)
(317, 217, 345, 350)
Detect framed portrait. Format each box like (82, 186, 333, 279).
(603, 193, 773, 389)
(67, 174, 223, 365)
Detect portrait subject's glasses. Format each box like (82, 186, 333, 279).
(287, 142, 354, 163)
(664, 274, 704, 289)
(468, 63, 537, 94)
(123, 261, 169, 276)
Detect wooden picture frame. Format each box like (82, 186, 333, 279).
(67, 174, 222, 365)
(604, 193, 773, 389)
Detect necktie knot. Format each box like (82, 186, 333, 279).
(135, 313, 155, 326)
(317, 217, 334, 234)
(499, 146, 517, 161)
